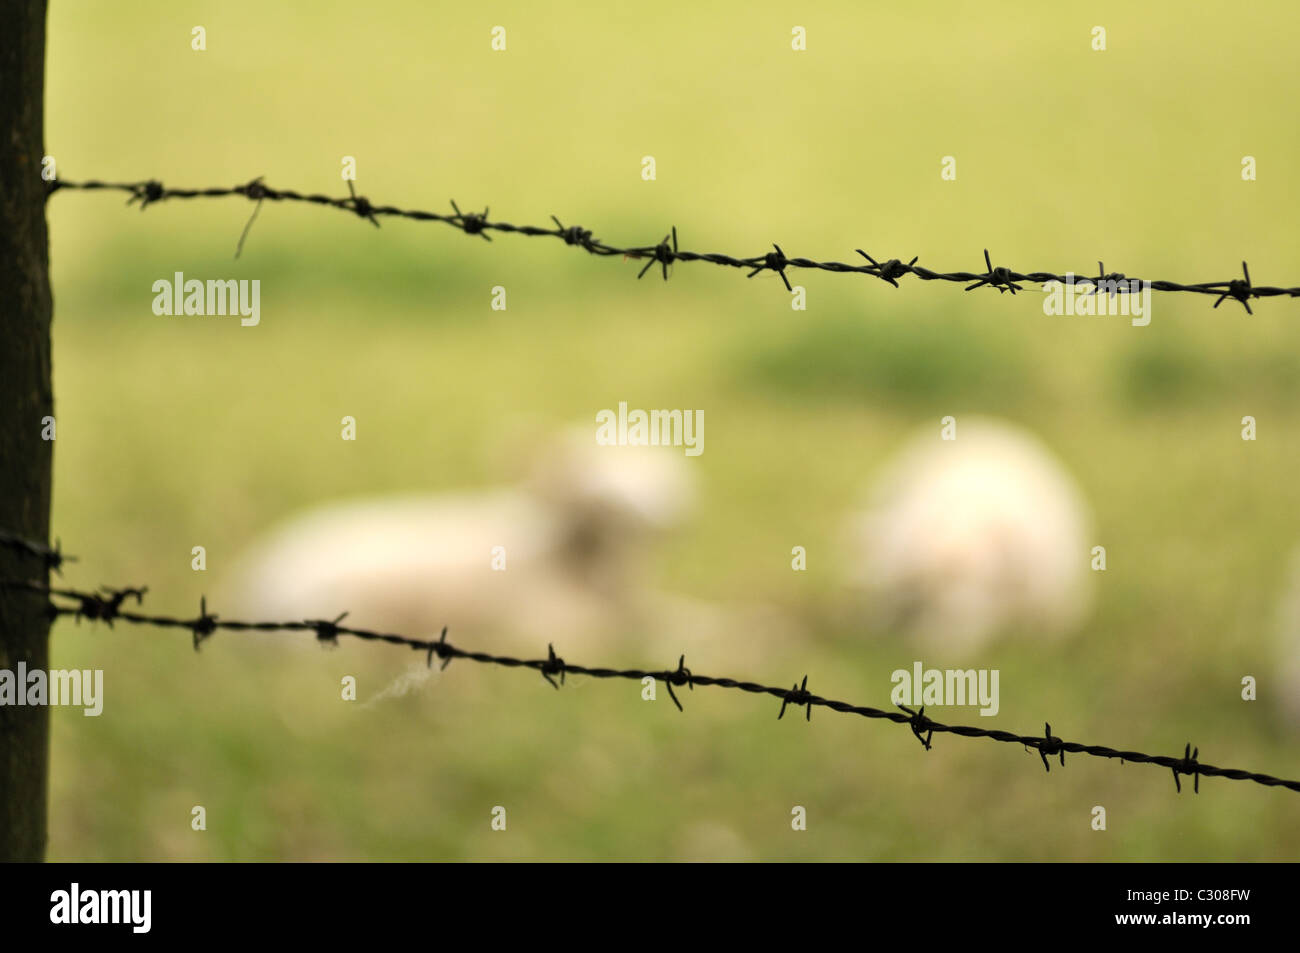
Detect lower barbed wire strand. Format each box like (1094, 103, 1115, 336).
(1, 563, 1295, 796)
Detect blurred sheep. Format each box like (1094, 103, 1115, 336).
(843, 417, 1094, 655)
(218, 430, 695, 656)
(1274, 548, 1300, 728)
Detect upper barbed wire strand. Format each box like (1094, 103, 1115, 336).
(1, 532, 1297, 796)
(44, 177, 1295, 309)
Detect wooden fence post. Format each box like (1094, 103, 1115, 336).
(0, 0, 53, 862)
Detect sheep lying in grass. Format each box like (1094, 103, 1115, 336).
(843, 417, 1094, 656)
(219, 431, 695, 656)
(1274, 548, 1300, 728)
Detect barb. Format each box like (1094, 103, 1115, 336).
(663, 654, 694, 712)
(2, 533, 1298, 797)
(778, 674, 813, 722)
(0, 530, 74, 575)
(1036, 722, 1065, 773)
(45, 176, 1300, 309)
(899, 704, 934, 751)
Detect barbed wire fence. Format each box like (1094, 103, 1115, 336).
(3, 532, 1298, 797)
(20, 175, 1300, 802)
(46, 176, 1300, 312)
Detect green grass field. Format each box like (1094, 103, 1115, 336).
(41, 0, 1300, 859)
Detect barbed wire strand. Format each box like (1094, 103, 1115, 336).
(0, 530, 74, 574)
(2, 534, 1297, 796)
(45, 177, 1300, 312)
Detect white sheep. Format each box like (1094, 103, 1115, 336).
(217, 430, 695, 656)
(1274, 547, 1300, 728)
(843, 417, 1094, 655)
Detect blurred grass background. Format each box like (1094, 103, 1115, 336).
(41, 0, 1300, 859)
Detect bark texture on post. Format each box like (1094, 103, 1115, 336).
(0, 0, 53, 862)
